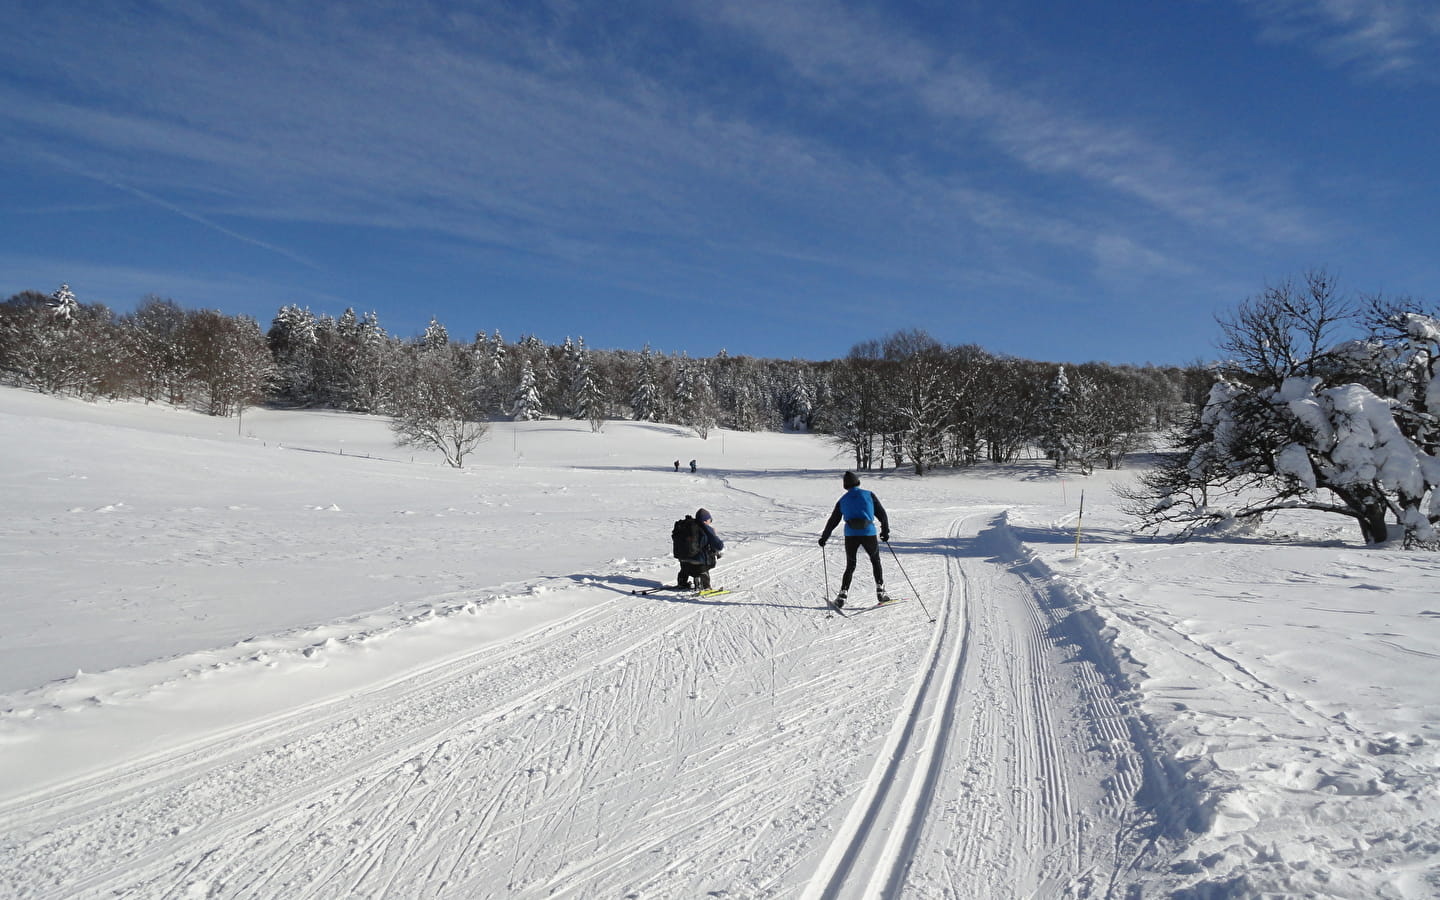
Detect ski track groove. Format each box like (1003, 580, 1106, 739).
(4, 597, 707, 898)
(0, 509, 1190, 899)
(800, 512, 1186, 899)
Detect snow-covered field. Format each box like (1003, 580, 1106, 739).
(1, 385, 1437, 898)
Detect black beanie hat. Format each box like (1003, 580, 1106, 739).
(696, 508, 712, 522)
(843, 471, 860, 489)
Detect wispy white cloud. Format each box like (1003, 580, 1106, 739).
(0, 0, 1329, 324)
(699, 0, 1319, 246)
(1235, 0, 1440, 80)
(26, 146, 322, 272)
(0, 4, 1035, 291)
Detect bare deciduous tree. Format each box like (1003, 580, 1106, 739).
(391, 347, 489, 467)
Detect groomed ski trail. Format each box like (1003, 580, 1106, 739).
(801, 512, 1185, 899)
(0, 510, 1185, 899)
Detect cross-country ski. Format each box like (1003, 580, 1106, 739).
(848, 598, 907, 613)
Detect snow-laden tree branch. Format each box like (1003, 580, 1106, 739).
(1124, 273, 1440, 546)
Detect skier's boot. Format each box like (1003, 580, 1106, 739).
(876, 585, 894, 604)
(833, 590, 847, 609)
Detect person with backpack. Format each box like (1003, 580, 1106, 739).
(673, 508, 724, 590)
(818, 471, 891, 608)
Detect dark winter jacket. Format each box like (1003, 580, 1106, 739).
(821, 487, 889, 540)
(698, 521, 724, 564)
(679, 518, 725, 566)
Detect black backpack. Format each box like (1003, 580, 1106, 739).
(672, 516, 704, 561)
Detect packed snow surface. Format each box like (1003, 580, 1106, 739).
(1, 387, 1437, 898)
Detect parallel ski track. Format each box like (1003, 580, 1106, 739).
(801, 511, 1184, 899)
(0, 594, 710, 898)
(800, 515, 968, 900)
(0, 512, 1184, 899)
(0, 538, 886, 899)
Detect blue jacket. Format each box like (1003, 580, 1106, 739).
(821, 487, 889, 540)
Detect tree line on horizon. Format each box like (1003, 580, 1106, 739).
(0, 284, 1203, 474)
(9, 274, 1440, 547)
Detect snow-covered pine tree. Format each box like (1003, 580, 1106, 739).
(783, 369, 816, 431)
(48, 284, 79, 324)
(347, 310, 391, 413)
(422, 317, 449, 353)
(568, 338, 608, 431)
(631, 346, 661, 422)
(490, 330, 506, 376)
(674, 356, 718, 438)
(673, 356, 695, 422)
(1038, 365, 1076, 470)
(512, 360, 544, 420)
(559, 336, 582, 417)
(309, 312, 344, 407)
(475, 329, 508, 415)
(267, 304, 319, 404)
(512, 335, 559, 416)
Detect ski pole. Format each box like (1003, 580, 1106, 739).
(886, 541, 935, 623)
(821, 542, 830, 601)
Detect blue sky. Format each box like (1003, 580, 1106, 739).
(2, 0, 1436, 364)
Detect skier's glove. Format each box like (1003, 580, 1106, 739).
(817, 536, 828, 547)
(880, 531, 890, 543)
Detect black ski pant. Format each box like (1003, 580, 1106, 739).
(840, 535, 883, 590)
(678, 560, 713, 589)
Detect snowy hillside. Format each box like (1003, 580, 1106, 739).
(1, 386, 1437, 898)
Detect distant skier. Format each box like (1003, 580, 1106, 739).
(818, 471, 891, 608)
(674, 459, 680, 472)
(673, 508, 724, 590)
(689, 459, 697, 474)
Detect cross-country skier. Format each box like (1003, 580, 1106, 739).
(818, 471, 891, 608)
(676, 508, 724, 590)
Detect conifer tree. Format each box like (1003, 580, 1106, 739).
(267, 304, 319, 404)
(422, 316, 449, 352)
(675, 357, 718, 438)
(1039, 365, 1076, 469)
(631, 346, 661, 422)
(512, 360, 544, 420)
(49, 284, 79, 324)
(569, 338, 608, 430)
